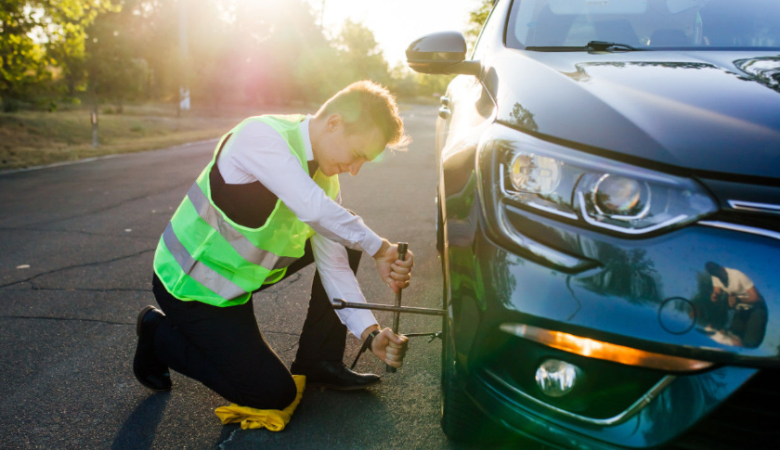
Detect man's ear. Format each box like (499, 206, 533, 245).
(326, 113, 343, 132)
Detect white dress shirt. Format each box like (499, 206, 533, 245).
(216, 116, 379, 338)
(712, 268, 755, 300)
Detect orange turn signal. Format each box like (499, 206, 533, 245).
(500, 323, 713, 372)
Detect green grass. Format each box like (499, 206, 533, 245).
(0, 103, 310, 170)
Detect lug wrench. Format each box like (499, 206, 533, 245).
(331, 299, 445, 316)
(331, 242, 447, 372)
(387, 242, 408, 373)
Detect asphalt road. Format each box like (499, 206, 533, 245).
(0, 105, 475, 449)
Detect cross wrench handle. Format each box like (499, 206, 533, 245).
(387, 242, 408, 373)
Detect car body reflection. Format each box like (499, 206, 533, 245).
(694, 262, 768, 348)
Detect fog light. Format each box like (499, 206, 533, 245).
(535, 359, 582, 398)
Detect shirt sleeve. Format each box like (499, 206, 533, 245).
(311, 232, 379, 338)
(730, 269, 755, 297)
(225, 120, 383, 256)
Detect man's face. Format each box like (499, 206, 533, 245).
(315, 114, 386, 177)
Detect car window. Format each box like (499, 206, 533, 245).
(507, 0, 780, 49)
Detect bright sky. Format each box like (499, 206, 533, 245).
(317, 0, 483, 66)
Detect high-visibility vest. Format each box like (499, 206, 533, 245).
(153, 114, 340, 307)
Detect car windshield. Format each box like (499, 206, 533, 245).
(507, 0, 780, 50)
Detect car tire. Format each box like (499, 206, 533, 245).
(435, 190, 444, 255)
(439, 276, 546, 448)
(440, 305, 506, 444)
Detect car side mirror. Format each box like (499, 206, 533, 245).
(406, 31, 481, 76)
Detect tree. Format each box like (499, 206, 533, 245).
(294, 44, 346, 102)
(389, 63, 454, 100)
(45, 0, 119, 97)
(263, 0, 330, 104)
(0, 0, 117, 110)
(388, 63, 418, 98)
(220, 0, 327, 105)
(0, 1, 49, 110)
(2, 0, 401, 111)
(412, 72, 455, 98)
(86, 0, 153, 112)
(86, 22, 147, 112)
(130, 0, 187, 104)
(466, 0, 493, 46)
(389, 0, 491, 100)
(336, 19, 389, 85)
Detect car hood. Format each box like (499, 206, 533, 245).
(492, 49, 780, 180)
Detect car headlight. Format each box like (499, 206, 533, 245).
(484, 125, 717, 235)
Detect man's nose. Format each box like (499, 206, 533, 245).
(348, 160, 364, 176)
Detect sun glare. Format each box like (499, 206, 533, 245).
(319, 0, 479, 65)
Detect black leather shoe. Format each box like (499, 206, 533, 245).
(133, 305, 172, 391)
(290, 360, 380, 390)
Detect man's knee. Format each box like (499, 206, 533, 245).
(238, 374, 297, 410)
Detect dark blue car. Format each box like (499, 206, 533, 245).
(406, 0, 780, 448)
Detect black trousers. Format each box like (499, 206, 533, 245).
(152, 240, 362, 410)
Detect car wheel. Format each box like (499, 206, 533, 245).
(440, 299, 505, 443)
(439, 280, 545, 447)
(435, 190, 444, 255)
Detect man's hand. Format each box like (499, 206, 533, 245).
(369, 327, 409, 369)
(711, 286, 723, 302)
(373, 239, 414, 294)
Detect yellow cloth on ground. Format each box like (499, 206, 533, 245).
(214, 375, 306, 431)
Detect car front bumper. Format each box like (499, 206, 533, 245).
(444, 193, 780, 448)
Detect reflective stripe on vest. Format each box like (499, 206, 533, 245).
(162, 222, 248, 300)
(186, 182, 297, 271)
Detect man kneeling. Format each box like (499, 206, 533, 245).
(133, 80, 412, 410)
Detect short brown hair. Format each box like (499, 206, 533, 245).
(316, 80, 411, 150)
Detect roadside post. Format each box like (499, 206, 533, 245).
(91, 109, 99, 147)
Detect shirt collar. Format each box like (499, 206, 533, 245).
(300, 115, 314, 162)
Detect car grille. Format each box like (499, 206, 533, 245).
(669, 369, 780, 450)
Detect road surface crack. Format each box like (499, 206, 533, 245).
(282, 341, 300, 353)
(0, 318, 302, 334)
(0, 315, 133, 326)
(216, 428, 240, 450)
(265, 272, 304, 292)
(0, 248, 155, 290)
(3, 182, 189, 230)
(29, 286, 150, 293)
(263, 330, 301, 337)
(0, 226, 159, 240)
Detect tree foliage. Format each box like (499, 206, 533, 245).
(0, 0, 116, 109)
(0, 0, 50, 110)
(85, 3, 148, 112)
(2, 0, 484, 112)
(466, 0, 493, 44)
(391, 0, 493, 100)
(46, 0, 118, 96)
(337, 20, 389, 84)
